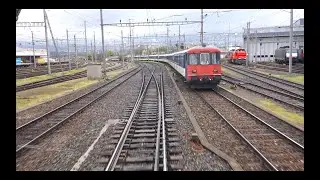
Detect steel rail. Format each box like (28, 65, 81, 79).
(231, 65, 304, 90)
(105, 66, 156, 171)
(16, 67, 142, 155)
(196, 91, 278, 171)
(221, 76, 304, 111)
(16, 66, 140, 131)
(222, 65, 304, 98)
(214, 87, 304, 150)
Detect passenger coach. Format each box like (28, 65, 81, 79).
(140, 46, 222, 89)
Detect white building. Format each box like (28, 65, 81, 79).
(243, 18, 304, 62)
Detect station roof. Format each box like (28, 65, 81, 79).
(16, 48, 47, 57)
(243, 31, 304, 39)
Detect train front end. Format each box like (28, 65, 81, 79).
(185, 47, 222, 89)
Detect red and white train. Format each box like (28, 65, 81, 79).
(136, 46, 222, 89)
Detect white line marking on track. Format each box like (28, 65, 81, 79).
(70, 119, 119, 171)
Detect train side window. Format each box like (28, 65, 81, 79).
(212, 53, 217, 64)
(189, 54, 198, 64)
(216, 53, 221, 64)
(200, 53, 210, 65)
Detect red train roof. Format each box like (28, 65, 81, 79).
(186, 46, 221, 54)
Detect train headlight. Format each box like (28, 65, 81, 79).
(213, 69, 218, 72)
(192, 70, 197, 73)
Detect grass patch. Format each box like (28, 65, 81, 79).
(254, 69, 304, 84)
(16, 67, 87, 86)
(272, 74, 304, 84)
(258, 99, 304, 126)
(221, 67, 238, 77)
(16, 77, 98, 111)
(61, 67, 86, 76)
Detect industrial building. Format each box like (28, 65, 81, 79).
(243, 18, 304, 62)
(16, 48, 48, 64)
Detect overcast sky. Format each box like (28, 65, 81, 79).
(16, 9, 304, 46)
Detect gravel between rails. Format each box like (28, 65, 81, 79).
(16, 67, 143, 171)
(223, 65, 304, 97)
(216, 86, 304, 147)
(221, 76, 304, 111)
(166, 65, 271, 171)
(83, 62, 229, 171)
(16, 65, 138, 128)
(198, 91, 304, 171)
(163, 65, 234, 171)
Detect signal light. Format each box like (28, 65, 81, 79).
(192, 70, 197, 73)
(213, 69, 218, 72)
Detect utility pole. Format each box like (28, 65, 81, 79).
(255, 30, 258, 62)
(93, 31, 96, 62)
(90, 40, 93, 62)
(121, 30, 124, 69)
(227, 23, 230, 50)
(289, 9, 293, 73)
(45, 10, 62, 72)
(74, 35, 78, 69)
(100, 9, 106, 74)
(200, 9, 204, 45)
(166, 27, 169, 53)
(246, 22, 250, 67)
(31, 31, 36, 68)
(225, 36, 227, 51)
(178, 25, 181, 51)
(44, 9, 51, 74)
(67, 29, 71, 70)
(129, 19, 133, 63)
(84, 21, 88, 62)
(147, 45, 149, 60)
(132, 28, 135, 61)
(235, 33, 237, 47)
(183, 33, 185, 49)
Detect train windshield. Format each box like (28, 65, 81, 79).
(189, 54, 198, 64)
(200, 53, 210, 65)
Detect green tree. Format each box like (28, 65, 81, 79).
(159, 46, 167, 53)
(106, 50, 114, 57)
(87, 54, 92, 60)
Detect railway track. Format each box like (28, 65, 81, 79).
(221, 75, 304, 111)
(16, 65, 142, 156)
(16, 61, 89, 79)
(253, 63, 304, 74)
(16, 61, 70, 69)
(16, 64, 124, 92)
(235, 65, 304, 90)
(99, 63, 182, 171)
(196, 89, 304, 171)
(16, 64, 86, 79)
(223, 65, 304, 98)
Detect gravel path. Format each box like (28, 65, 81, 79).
(16, 65, 137, 128)
(16, 66, 143, 171)
(166, 65, 270, 171)
(198, 91, 304, 171)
